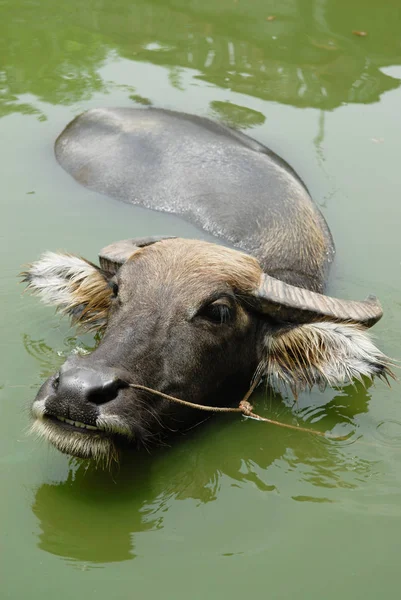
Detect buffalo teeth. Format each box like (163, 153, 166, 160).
(55, 416, 98, 431)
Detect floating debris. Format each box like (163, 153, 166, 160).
(352, 30, 368, 36)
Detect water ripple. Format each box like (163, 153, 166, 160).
(373, 420, 401, 447)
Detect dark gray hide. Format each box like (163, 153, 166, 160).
(55, 107, 334, 293)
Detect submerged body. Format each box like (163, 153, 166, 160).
(23, 108, 390, 462)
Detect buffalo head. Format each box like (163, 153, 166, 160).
(22, 237, 391, 462)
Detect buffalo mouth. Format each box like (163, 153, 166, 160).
(31, 413, 131, 463)
(31, 416, 115, 462)
(49, 415, 102, 432)
(30, 381, 134, 462)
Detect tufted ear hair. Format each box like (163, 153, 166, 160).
(262, 321, 394, 397)
(20, 251, 113, 332)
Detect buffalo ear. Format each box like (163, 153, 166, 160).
(99, 236, 176, 274)
(262, 321, 394, 397)
(20, 251, 113, 332)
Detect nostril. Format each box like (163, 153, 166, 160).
(87, 377, 128, 405)
(55, 367, 129, 406)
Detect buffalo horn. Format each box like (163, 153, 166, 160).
(253, 273, 383, 328)
(99, 236, 176, 274)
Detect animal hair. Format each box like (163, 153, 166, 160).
(31, 419, 119, 467)
(96, 415, 133, 438)
(262, 321, 394, 396)
(21, 251, 112, 331)
(125, 238, 262, 299)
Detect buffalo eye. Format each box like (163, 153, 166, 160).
(197, 299, 235, 324)
(109, 280, 119, 298)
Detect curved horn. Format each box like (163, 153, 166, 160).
(99, 236, 176, 274)
(252, 273, 383, 328)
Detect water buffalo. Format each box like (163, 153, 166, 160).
(23, 108, 391, 462)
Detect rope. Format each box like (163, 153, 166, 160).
(128, 381, 345, 440)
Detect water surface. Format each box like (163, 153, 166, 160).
(1, 1, 401, 598)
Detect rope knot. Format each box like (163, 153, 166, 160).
(239, 400, 254, 416)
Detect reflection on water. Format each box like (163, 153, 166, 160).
(1, 0, 401, 121)
(28, 331, 380, 563)
(208, 101, 265, 129)
(32, 465, 154, 563)
(31, 420, 378, 564)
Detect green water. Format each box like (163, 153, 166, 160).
(1, 0, 401, 597)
